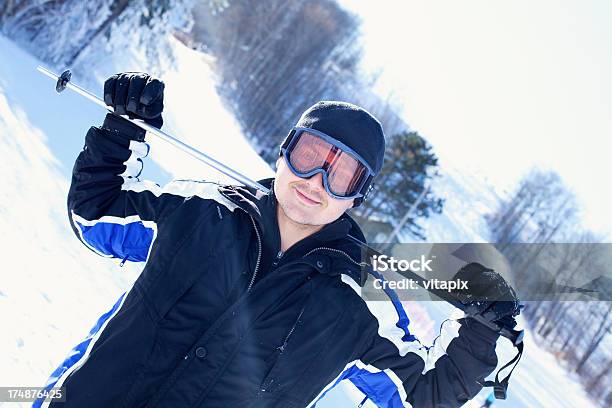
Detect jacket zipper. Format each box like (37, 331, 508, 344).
(276, 303, 306, 353)
(258, 279, 312, 397)
(304, 247, 367, 268)
(272, 250, 284, 268)
(246, 215, 262, 293)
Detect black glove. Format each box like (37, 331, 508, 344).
(451, 262, 521, 328)
(103, 72, 164, 129)
(452, 263, 525, 400)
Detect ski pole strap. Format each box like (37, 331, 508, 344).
(482, 340, 524, 399)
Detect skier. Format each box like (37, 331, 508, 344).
(41, 72, 520, 408)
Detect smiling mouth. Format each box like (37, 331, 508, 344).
(294, 187, 321, 206)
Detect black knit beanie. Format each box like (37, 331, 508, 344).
(281, 101, 386, 175)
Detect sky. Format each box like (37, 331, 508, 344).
(339, 0, 612, 237)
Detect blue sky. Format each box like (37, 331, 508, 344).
(340, 0, 612, 237)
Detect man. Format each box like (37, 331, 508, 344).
(42, 73, 519, 408)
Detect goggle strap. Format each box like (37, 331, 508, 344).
(361, 175, 374, 196)
(280, 129, 296, 152)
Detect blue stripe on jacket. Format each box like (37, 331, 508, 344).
(76, 221, 154, 262)
(33, 292, 127, 408)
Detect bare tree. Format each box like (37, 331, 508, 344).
(489, 170, 575, 250)
(1, 0, 195, 69)
(575, 302, 612, 375)
(188, 0, 408, 164)
(586, 358, 612, 396)
(535, 235, 603, 333)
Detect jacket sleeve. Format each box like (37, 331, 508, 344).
(354, 304, 499, 408)
(67, 113, 188, 263)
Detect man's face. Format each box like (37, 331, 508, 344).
(274, 156, 354, 226)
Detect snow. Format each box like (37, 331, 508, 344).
(503, 326, 596, 408)
(0, 38, 143, 407)
(0, 34, 270, 407)
(0, 33, 597, 407)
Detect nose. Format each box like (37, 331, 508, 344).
(306, 172, 325, 191)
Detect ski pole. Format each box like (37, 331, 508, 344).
(36, 66, 271, 194)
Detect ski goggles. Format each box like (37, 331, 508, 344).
(280, 127, 374, 200)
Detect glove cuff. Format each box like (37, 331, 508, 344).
(102, 113, 146, 142)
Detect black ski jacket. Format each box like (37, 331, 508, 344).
(43, 114, 500, 408)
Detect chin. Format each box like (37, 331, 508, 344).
(281, 201, 325, 226)
(286, 206, 320, 225)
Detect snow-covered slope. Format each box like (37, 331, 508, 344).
(0, 34, 275, 407)
(0, 36, 141, 388)
(0, 34, 596, 408)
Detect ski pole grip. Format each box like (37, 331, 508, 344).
(469, 314, 524, 345)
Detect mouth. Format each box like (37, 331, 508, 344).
(294, 186, 322, 206)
